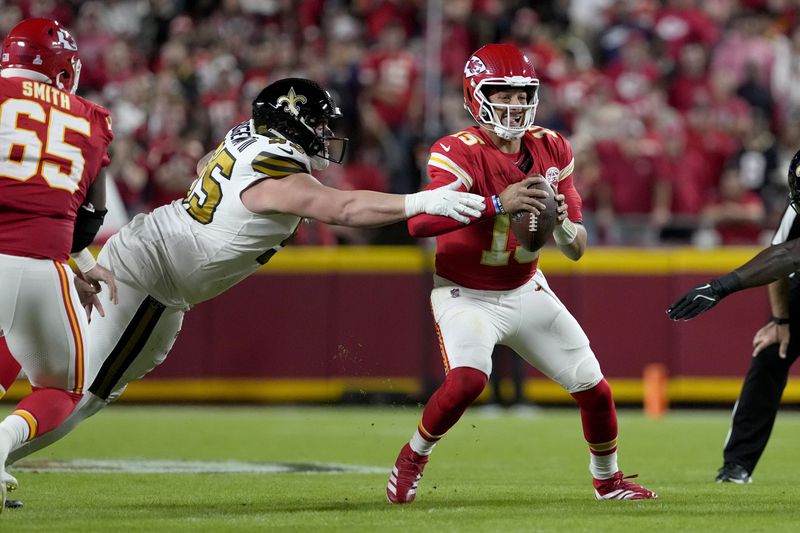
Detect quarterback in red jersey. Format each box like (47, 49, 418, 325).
(387, 44, 658, 503)
(0, 18, 116, 511)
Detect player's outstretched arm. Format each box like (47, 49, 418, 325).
(241, 173, 485, 226)
(408, 176, 547, 238)
(404, 179, 486, 222)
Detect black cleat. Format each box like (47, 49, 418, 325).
(4, 498, 22, 509)
(715, 463, 751, 484)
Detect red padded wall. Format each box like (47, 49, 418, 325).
(150, 268, 773, 382)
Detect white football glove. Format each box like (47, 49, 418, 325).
(404, 179, 485, 223)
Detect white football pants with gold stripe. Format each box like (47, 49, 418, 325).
(6, 277, 183, 465)
(431, 269, 603, 393)
(0, 253, 88, 395)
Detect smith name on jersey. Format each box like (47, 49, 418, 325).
(427, 125, 582, 291)
(103, 120, 310, 309)
(0, 77, 113, 262)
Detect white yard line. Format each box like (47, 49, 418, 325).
(12, 459, 386, 475)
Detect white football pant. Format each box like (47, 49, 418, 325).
(430, 269, 603, 393)
(0, 253, 88, 394)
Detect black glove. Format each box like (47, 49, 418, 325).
(667, 273, 742, 321)
(667, 281, 723, 320)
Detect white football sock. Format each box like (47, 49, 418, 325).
(409, 429, 437, 456)
(589, 451, 619, 480)
(0, 414, 31, 452)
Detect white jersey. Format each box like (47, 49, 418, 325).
(101, 120, 310, 308)
(771, 204, 797, 246)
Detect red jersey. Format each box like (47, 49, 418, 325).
(412, 126, 582, 290)
(0, 77, 113, 262)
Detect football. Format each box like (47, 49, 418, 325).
(509, 177, 558, 252)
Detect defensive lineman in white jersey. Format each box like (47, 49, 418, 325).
(2, 78, 487, 480)
(106, 119, 316, 310)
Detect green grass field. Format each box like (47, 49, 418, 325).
(2, 404, 800, 532)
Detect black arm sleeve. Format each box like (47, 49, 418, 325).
(71, 206, 108, 253)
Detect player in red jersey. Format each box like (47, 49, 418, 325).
(386, 44, 658, 503)
(0, 18, 117, 511)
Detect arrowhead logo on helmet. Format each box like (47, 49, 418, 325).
(56, 28, 77, 51)
(464, 56, 487, 78)
(0, 18, 82, 94)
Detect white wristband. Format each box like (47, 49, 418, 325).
(553, 219, 578, 245)
(71, 248, 97, 272)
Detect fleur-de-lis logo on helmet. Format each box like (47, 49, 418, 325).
(277, 87, 307, 117)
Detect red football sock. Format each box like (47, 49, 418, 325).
(419, 366, 487, 439)
(570, 379, 618, 455)
(0, 337, 22, 396)
(14, 387, 82, 439)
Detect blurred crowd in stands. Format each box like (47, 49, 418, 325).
(3, 0, 799, 246)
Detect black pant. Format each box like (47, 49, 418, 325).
(724, 280, 800, 474)
(723, 334, 800, 474)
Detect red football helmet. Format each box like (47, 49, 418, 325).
(1, 18, 81, 94)
(463, 44, 539, 140)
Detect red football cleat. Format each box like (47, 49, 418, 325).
(593, 471, 658, 500)
(387, 443, 430, 504)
